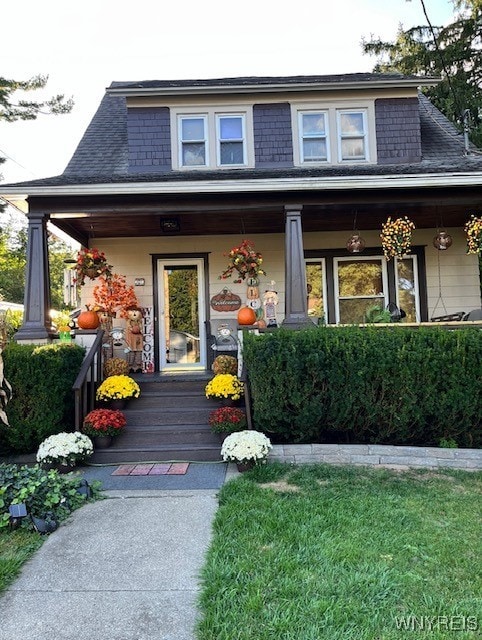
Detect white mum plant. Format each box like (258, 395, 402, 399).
(37, 432, 93, 467)
(221, 430, 272, 464)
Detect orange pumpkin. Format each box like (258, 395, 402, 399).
(77, 309, 100, 330)
(237, 306, 257, 325)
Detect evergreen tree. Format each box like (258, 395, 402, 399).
(363, 0, 482, 145)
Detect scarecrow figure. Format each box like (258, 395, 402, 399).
(96, 307, 114, 359)
(125, 306, 144, 372)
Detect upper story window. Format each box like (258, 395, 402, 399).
(217, 115, 246, 165)
(300, 111, 329, 163)
(173, 107, 253, 170)
(293, 101, 375, 166)
(180, 116, 207, 166)
(337, 110, 367, 161)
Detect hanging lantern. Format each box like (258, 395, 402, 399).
(346, 234, 366, 253)
(433, 230, 453, 251)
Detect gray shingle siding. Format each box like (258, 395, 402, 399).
(127, 107, 171, 172)
(375, 98, 422, 164)
(254, 103, 293, 168)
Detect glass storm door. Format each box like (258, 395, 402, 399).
(158, 259, 206, 371)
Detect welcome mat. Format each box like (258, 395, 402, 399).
(112, 463, 189, 476)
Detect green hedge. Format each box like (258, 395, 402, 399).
(0, 343, 85, 453)
(243, 326, 482, 447)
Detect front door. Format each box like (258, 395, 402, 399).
(157, 258, 206, 371)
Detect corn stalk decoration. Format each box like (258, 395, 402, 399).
(0, 347, 12, 426)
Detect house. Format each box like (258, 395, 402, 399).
(2, 72, 482, 376)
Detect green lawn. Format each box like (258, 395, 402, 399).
(0, 529, 43, 594)
(198, 463, 482, 640)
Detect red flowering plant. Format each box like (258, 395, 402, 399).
(208, 406, 247, 435)
(75, 247, 113, 286)
(81, 408, 126, 438)
(219, 239, 266, 283)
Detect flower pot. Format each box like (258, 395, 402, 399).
(93, 435, 113, 449)
(58, 331, 72, 343)
(109, 399, 128, 410)
(42, 462, 76, 473)
(236, 461, 256, 473)
(85, 267, 100, 279)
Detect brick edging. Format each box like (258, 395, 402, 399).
(268, 444, 482, 470)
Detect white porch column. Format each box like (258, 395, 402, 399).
(14, 212, 53, 342)
(282, 204, 314, 329)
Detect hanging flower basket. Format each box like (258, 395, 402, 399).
(464, 215, 482, 254)
(219, 240, 266, 283)
(380, 216, 415, 260)
(75, 247, 113, 286)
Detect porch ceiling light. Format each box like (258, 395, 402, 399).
(433, 230, 453, 250)
(346, 233, 366, 253)
(160, 217, 180, 233)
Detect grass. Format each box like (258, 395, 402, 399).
(0, 529, 43, 594)
(198, 463, 482, 640)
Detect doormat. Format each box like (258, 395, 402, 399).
(112, 463, 190, 476)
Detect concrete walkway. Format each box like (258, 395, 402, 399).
(0, 467, 239, 640)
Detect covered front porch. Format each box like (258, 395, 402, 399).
(16, 179, 482, 372)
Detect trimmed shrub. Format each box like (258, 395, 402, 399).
(1, 343, 85, 453)
(243, 326, 482, 447)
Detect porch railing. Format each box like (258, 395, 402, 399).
(72, 330, 104, 431)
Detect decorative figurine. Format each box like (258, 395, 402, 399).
(263, 282, 279, 328)
(96, 307, 114, 358)
(125, 306, 144, 372)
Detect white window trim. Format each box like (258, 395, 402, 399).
(171, 105, 254, 170)
(336, 109, 368, 163)
(178, 114, 208, 168)
(292, 100, 377, 167)
(298, 111, 330, 164)
(216, 114, 247, 167)
(334, 255, 389, 324)
(395, 254, 421, 322)
(305, 258, 327, 322)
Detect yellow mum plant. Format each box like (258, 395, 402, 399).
(380, 216, 415, 260)
(205, 374, 244, 401)
(464, 215, 482, 254)
(96, 375, 141, 401)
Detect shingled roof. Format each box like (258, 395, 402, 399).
(4, 74, 482, 190)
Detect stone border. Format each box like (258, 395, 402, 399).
(268, 444, 482, 470)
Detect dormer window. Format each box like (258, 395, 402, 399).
(300, 111, 329, 163)
(217, 115, 245, 165)
(338, 110, 367, 161)
(173, 107, 253, 170)
(180, 116, 207, 166)
(293, 101, 376, 166)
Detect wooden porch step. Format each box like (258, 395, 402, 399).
(90, 443, 223, 464)
(93, 376, 230, 463)
(118, 425, 220, 446)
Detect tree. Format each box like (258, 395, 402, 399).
(0, 225, 27, 304)
(0, 74, 73, 123)
(362, 0, 482, 145)
(0, 222, 76, 309)
(0, 74, 74, 202)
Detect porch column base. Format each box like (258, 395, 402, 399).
(281, 316, 316, 330)
(13, 328, 52, 344)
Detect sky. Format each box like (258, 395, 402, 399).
(0, 0, 456, 186)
